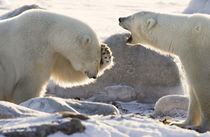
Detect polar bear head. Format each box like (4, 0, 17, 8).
(119, 11, 157, 45)
(50, 19, 113, 86)
(68, 33, 101, 79)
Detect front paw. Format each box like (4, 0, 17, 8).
(187, 125, 208, 133)
(170, 122, 187, 128)
(100, 44, 112, 68)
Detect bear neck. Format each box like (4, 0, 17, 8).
(145, 13, 190, 56)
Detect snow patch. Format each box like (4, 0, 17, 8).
(50, 115, 209, 137)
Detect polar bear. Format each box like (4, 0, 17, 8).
(0, 10, 113, 104)
(119, 11, 210, 132)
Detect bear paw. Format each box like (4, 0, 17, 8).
(100, 44, 112, 68)
(187, 125, 208, 133)
(170, 122, 187, 128)
(171, 122, 208, 133)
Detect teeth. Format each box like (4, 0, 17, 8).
(126, 34, 132, 43)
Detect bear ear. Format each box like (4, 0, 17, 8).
(146, 17, 156, 30)
(81, 34, 91, 45)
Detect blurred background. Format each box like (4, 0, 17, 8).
(0, 0, 190, 40)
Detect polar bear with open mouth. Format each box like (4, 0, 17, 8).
(119, 11, 210, 132)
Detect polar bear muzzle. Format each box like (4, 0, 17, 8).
(119, 16, 132, 30)
(84, 71, 97, 79)
(119, 17, 133, 43)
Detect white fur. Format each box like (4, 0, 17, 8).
(0, 10, 112, 104)
(119, 11, 210, 132)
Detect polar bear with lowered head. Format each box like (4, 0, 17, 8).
(0, 10, 113, 104)
(119, 11, 210, 132)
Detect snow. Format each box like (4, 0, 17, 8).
(49, 115, 210, 137)
(0, 97, 209, 137)
(0, 101, 49, 118)
(109, 101, 155, 115)
(0, 0, 210, 137)
(0, 115, 57, 130)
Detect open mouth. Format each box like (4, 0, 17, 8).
(126, 33, 133, 43)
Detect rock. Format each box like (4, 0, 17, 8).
(0, 4, 42, 20)
(105, 85, 136, 101)
(47, 33, 183, 103)
(21, 97, 119, 116)
(89, 85, 136, 102)
(183, 0, 210, 14)
(0, 117, 85, 137)
(0, 100, 86, 137)
(0, 0, 9, 9)
(154, 95, 189, 117)
(0, 101, 49, 118)
(57, 111, 89, 120)
(21, 96, 78, 114)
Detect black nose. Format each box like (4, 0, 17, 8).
(119, 17, 124, 23)
(92, 76, 97, 79)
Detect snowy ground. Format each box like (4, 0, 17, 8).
(0, 0, 210, 137)
(51, 115, 210, 137)
(0, 98, 209, 137)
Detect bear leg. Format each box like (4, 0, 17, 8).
(0, 57, 16, 102)
(171, 88, 201, 128)
(12, 77, 42, 104)
(192, 97, 210, 132)
(188, 78, 210, 133)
